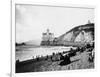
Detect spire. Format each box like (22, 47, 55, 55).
(47, 28, 49, 33)
(88, 20, 91, 24)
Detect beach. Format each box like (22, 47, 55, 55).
(16, 46, 75, 61)
(16, 44, 94, 73)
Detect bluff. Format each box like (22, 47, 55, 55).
(56, 23, 94, 46)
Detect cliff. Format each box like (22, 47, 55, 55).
(56, 23, 94, 46)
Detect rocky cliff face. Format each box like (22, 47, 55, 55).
(57, 23, 94, 45)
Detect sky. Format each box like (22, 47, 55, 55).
(16, 4, 94, 45)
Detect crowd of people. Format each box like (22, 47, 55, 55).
(16, 42, 94, 67)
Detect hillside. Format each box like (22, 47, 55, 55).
(56, 23, 94, 46)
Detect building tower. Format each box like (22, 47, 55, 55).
(88, 20, 91, 24)
(41, 29, 54, 45)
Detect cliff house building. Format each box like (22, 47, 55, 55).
(41, 29, 54, 45)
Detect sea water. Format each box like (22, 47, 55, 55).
(16, 46, 75, 61)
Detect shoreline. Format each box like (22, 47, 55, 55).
(16, 43, 94, 73)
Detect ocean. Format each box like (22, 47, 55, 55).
(16, 46, 76, 61)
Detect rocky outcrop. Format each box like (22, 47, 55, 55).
(57, 23, 94, 46)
